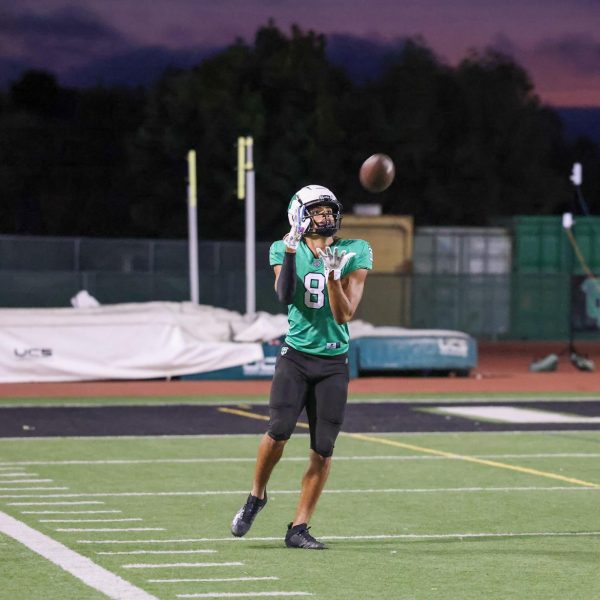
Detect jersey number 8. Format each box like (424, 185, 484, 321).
(303, 273, 325, 309)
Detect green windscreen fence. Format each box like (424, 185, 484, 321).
(511, 216, 600, 339)
(1, 227, 599, 340)
(0, 236, 277, 312)
(514, 216, 600, 274)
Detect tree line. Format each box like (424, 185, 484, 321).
(0, 22, 598, 241)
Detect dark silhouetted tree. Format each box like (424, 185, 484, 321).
(0, 27, 594, 239)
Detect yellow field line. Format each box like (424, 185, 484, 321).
(219, 407, 273, 422)
(346, 432, 599, 487)
(218, 407, 599, 488)
(219, 407, 310, 429)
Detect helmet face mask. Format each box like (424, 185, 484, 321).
(305, 201, 340, 236)
(288, 185, 343, 238)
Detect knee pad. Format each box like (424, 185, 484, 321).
(310, 439, 335, 458)
(267, 430, 291, 442)
(267, 409, 297, 441)
(309, 418, 341, 457)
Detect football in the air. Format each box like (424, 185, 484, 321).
(359, 153, 395, 193)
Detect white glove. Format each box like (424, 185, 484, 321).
(283, 204, 311, 250)
(316, 246, 356, 281)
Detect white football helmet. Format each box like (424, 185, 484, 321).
(287, 185, 343, 237)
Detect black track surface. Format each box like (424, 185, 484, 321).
(1, 401, 600, 438)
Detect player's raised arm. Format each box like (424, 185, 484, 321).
(273, 196, 311, 302)
(316, 245, 368, 324)
(273, 262, 295, 304)
(327, 268, 368, 324)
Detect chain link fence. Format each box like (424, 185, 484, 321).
(0, 232, 586, 339)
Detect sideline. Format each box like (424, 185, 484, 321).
(0, 510, 156, 599)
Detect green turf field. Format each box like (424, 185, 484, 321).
(1, 424, 600, 599)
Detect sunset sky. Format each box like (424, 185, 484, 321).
(2, 0, 600, 106)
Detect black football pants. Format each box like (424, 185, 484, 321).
(267, 345, 349, 457)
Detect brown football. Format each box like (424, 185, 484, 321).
(359, 153, 395, 193)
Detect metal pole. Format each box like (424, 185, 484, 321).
(187, 149, 199, 304)
(244, 136, 256, 316)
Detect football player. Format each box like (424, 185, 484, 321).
(231, 185, 373, 549)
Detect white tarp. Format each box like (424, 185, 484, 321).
(0, 300, 473, 383)
(0, 302, 267, 383)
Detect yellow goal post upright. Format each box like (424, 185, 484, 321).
(238, 136, 256, 317)
(187, 149, 199, 304)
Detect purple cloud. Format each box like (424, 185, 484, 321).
(62, 45, 223, 87)
(0, 5, 123, 41)
(326, 34, 409, 83)
(0, 5, 130, 73)
(535, 35, 600, 75)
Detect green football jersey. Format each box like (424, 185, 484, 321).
(269, 238, 373, 356)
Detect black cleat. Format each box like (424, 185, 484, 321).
(231, 491, 267, 537)
(285, 522, 327, 550)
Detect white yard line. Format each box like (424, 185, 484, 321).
(0, 479, 53, 484)
(472, 453, 600, 459)
(22, 510, 122, 515)
(0, 434, 273, 441)
(0, 459, 261, 466)
(151, 577, 277, 583)
(41, 518, 143, 523)
(0, 510, 157, 600)
(76, 530, 600, 546)
(0, 487, 68, 492)
(314, 486, 590, 493)
(0, 430, 595, 443)
(56, 527, 165, 532)
(78, 538, 268, 544)
(1, 490, 263, 499)
(322, 531, 600, 541)
(434, 405, 600, 423)
(2, 452, 600, 466)
(0, 473, 38, 477)
(98, 550, 217, 555)
(123, 562, 243, 569)
(177, 593, 311, 598)
(8, 501, 105, 506)
(3, 484, 600, 502)
(0, 434, 269, 443)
